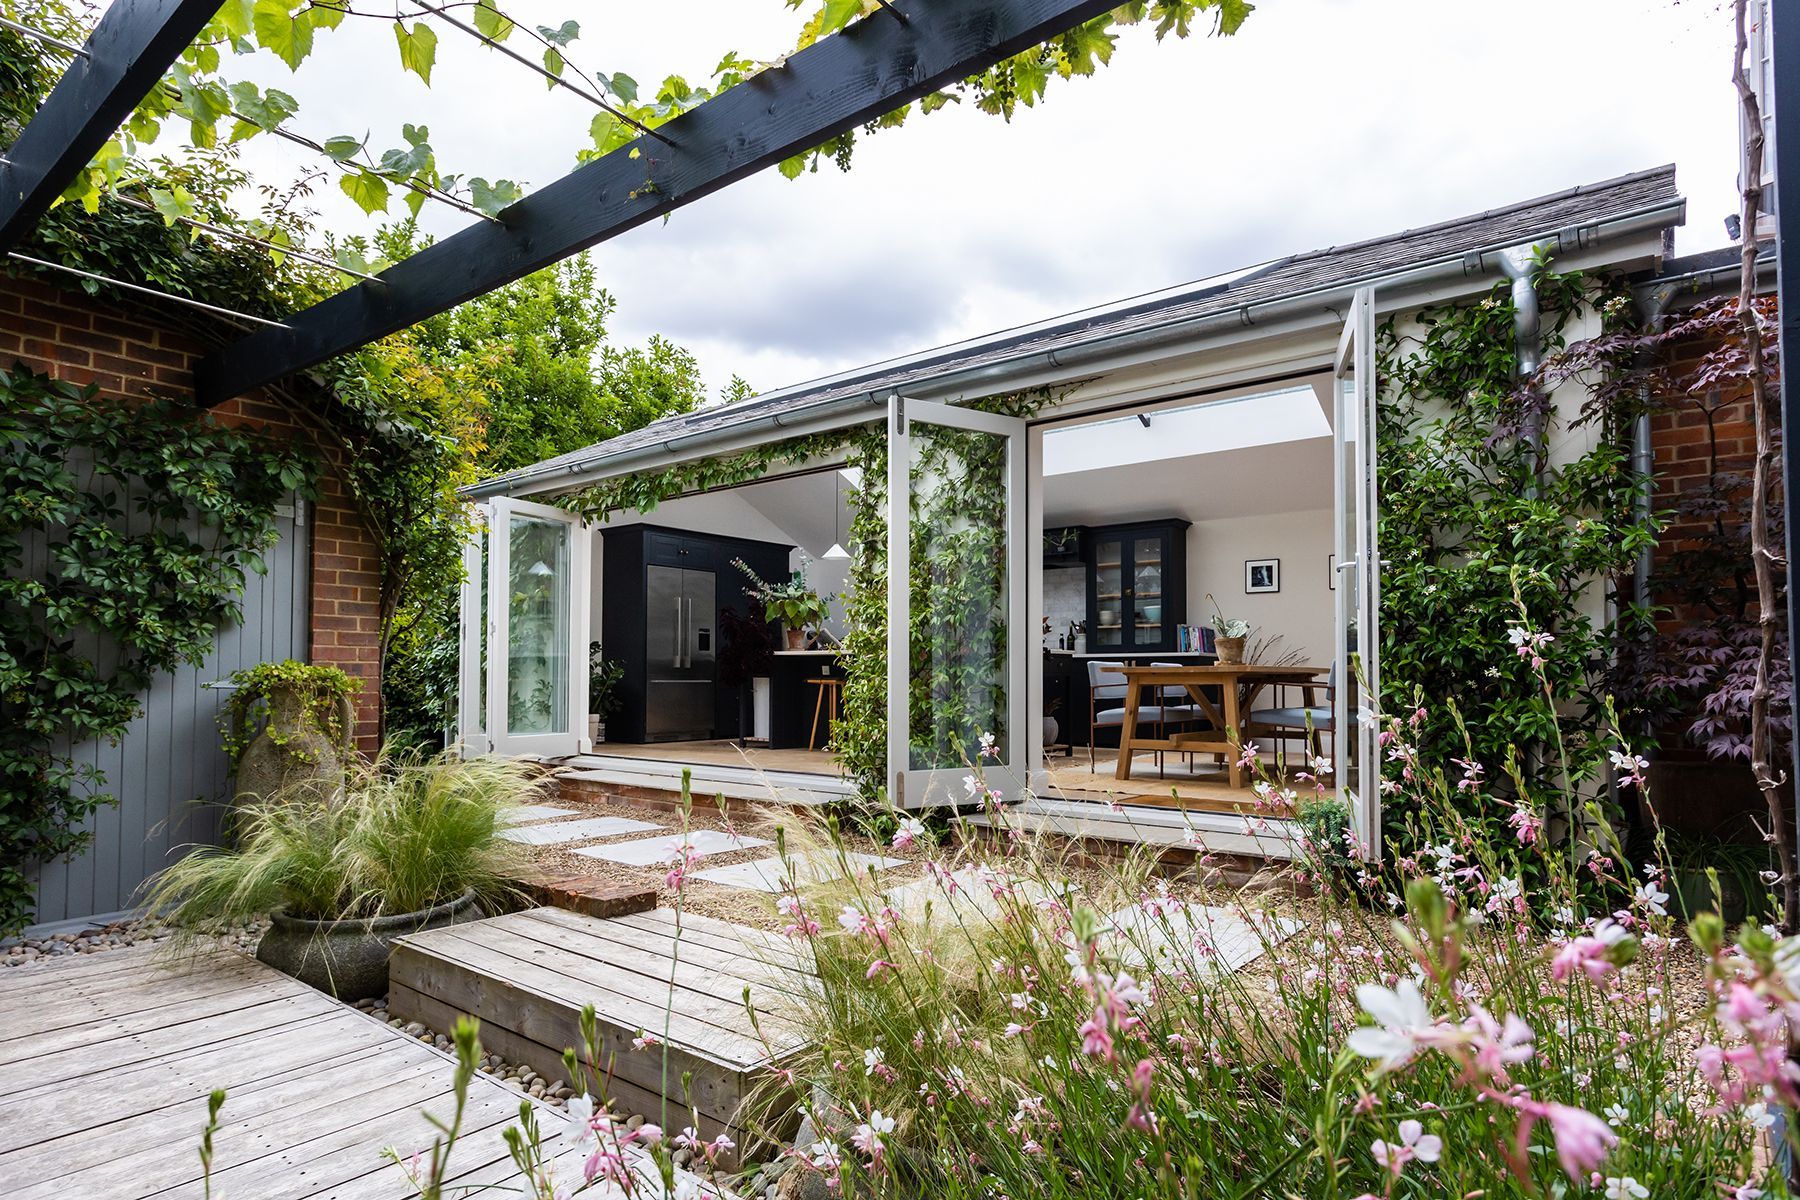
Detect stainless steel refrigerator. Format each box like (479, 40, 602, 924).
(644, 564, 716, 740)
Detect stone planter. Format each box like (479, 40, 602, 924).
(256, 890, 482, 1001)
(587, 714, 607, 745)
(1216, 635, 1247, 665)
(234, 681, 354, 807)
(1042, 715, 1059, 748)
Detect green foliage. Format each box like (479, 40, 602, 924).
(220, 659, 359, 771)
(732, 558, 831, 631)
(140, 746, 534, 927)
(587, 643, 623, 720)
(0, 366, 315, 935)
(1376, 268, 1658, 863)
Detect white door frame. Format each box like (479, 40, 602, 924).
(1333, 286, 1381, 859)
(487, 495, 591, 759)
(887, 395, 1030, 808)
(457, 502, 490, 754)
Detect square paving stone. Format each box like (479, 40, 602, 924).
(497, 816, 663, 846)
(570, 829, 772, 866)
(1103, 901, 1302, 977)
(692, 852, 905, 893)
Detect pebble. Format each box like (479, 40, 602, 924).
(1, 917, 218, 967)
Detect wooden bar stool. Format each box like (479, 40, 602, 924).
(807, 677, 842, 750)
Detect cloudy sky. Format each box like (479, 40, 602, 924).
(219, 0, 1740, 398)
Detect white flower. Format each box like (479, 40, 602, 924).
(1747, 1100, 1779, 1129)
(1347, 979, 1437, 1072)
(567, 1093, 596, 1148)
(1603, 1103, 1629, 1127)
(1604, 1177, 1649, 1200)
(863, 1046, 883, 1076)
(1591, 917, 1630, 947)
(1492, 875, 1522, 903)
(809, 1140, 842, 1170)
(1634, 881, 1669, 917)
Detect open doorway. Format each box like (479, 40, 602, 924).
(1029, 378, 1341, 814)
(587, 467, 857, 781)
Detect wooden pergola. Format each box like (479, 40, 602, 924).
(0, 0, 1120, 406)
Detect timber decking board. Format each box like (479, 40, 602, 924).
(0, 944, 721, 1198)
(387, 906, 812, 1152)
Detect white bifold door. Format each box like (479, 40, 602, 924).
(886, 396, 1029, 808)
(458, 496, 590, 758)
(1333, 287, 1382, 859)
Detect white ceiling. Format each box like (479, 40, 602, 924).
(1043, 433, 1333, 526)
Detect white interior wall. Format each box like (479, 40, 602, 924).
(1188, 510, 1335, 663)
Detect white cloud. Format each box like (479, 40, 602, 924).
(205, 0, 1736, 399)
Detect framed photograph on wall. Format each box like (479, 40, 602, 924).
(1245, 558, 1280, 594)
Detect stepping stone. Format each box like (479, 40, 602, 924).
(497, 816, 662, 846)
(692, 852, 905, 893)
(883, 866, 1061, 920)
(501, 804, 579, 825)
(570, 829, 772, 866)
(1103, 901, 1302, 977)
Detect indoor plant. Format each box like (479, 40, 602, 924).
(141, 747, 531, 1000)
(732, 557, 831, 650)
(588, 642, 623, 744)
(222, 660, 360, 807)
(1204, 593, 1252, 665)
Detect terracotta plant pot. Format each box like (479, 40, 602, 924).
(784, 627, 808, 651)
(1216, 635, 1247, 665)
(256, 890, 482, 1001)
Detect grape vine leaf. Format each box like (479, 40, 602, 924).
(472, 0, 515, 42)
(536, 20, 580, 46)
(394, 21, 438, 86)
(469, 178, 524, 215)
(340, 170, 391, 215)
(252, 0, 314, 70)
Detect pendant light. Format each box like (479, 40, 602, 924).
(822, 470, 850, 560)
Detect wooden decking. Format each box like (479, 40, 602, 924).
(0, 943, 714, 1198)
(389, 906, 809, 1156)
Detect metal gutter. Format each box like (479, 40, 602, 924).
(469, 197, 1685, 500)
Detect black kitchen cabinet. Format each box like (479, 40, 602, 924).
(601, 525, 790, 744)
(1085, 519, 1190, 653)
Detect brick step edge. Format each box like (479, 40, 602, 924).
(504, 869, 658, 920)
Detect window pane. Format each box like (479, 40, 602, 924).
(507, 514, 571, 735)
(1093, 538, 1122, 648)
(907, 423, 1009, 768)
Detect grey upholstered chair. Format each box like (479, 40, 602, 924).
(1087, 660, 1164, 773)
(1248, 662, 1335, 770)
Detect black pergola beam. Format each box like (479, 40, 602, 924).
(194, 0, 1117, 405)
(1774, 0, 1800, 854)
(0, 0, 223, 253)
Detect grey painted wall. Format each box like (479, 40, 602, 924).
(27, 499, 310, 929)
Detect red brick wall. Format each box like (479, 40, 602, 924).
(1642, 300, 1772, 833)
(0, 271, 383, 752)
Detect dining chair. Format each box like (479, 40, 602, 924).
(1088, 660, 1164, 774)
(1248, 662, 1334, 773)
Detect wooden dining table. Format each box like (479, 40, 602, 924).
(1112, 663, 1328, 788)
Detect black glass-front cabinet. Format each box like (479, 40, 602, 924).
(1085, 519, 1190, 653)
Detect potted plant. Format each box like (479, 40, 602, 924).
(141, 747, 532, 1000)
(1204, 593, 1252, 665)
(719, 606, 776, 743)
(222, 660, 360, 808)
(588, 642, 623, 744)
(732, 557, 831, 650)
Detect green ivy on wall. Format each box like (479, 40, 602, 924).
(0, 366, 316, 935)
(1376, 267, 1659, 868)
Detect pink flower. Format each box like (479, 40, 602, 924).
(891, 817, 926, 851)
(662, 839, 702, 891)
(1517, 1100, 1616, 1180)
(850, 1109, 897, 1169)
(1126, 1058, 1158, 1134)
(631, 1030, 662, 1051)
(1371, 1119, 1441, 1176)
(776, 893, 821, 939)
(1462, 1004, 1535, 1083)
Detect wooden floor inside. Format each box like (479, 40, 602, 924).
(1043, 749, 1309, 812)
(0, 943, 712, 1198)
(598, 739, 840, 778)
(389, 906, 809, 1153)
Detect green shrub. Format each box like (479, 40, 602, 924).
(141, 747, 533, 932)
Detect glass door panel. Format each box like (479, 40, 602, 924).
(488, 496, 590, 758)
(888, 397, 1028, 808)
(1131, 534, 1164, 647)
(1092, 536, 1123, 649)
(457, 505, 489, 754)
(1333, 287, 1381, 859)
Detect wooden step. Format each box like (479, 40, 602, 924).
(387, 906, 810, 1161)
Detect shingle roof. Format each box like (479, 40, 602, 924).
(481, 164, 1680, 494)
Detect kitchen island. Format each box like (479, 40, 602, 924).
(769, 649, 845, 750)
